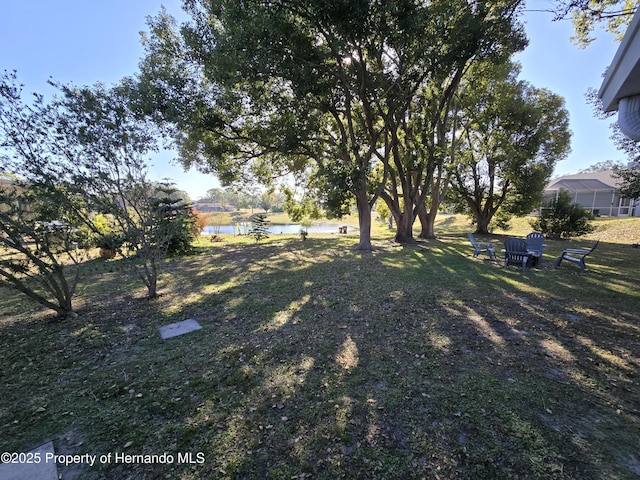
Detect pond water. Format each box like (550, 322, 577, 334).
(202, 223, 356, 235)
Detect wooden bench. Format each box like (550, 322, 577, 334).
(554, 241, 599, 272)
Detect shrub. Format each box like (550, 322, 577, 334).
(150, 183, 198, 256)
(94, 229, 123, 249)
(531, 189, 594, 238)
(249, 214, 270, 242)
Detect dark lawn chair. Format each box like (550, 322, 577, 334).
(554, 240, 599, 272)
(468, 232, 495, 260)
(526, 231, 546, 266)
(503, 238, 532, 272)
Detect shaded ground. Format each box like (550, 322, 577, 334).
(1, 233, 639, 479)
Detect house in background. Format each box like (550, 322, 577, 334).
(543, 170, 639, 217)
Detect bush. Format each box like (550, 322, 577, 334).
(249, 214, 270, 242)
(95, 232, 124, 250)
(489, 209, 512, 232)
(531, 190, 594, 239)
(150, 184, 198, 256)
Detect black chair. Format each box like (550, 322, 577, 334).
(503, 238, 532, 272)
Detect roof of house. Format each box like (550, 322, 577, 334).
(599, 8, 640, 111)
(546, 170, 622, 192)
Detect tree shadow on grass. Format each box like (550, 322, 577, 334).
(0, 236, 638, 479)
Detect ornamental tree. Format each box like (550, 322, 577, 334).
(0, 72, 87, 317)
(2, 70, 186, 302)
(0, 178, 88, 317)
(50, 82, 188, 298)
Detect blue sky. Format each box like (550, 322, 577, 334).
(0, 0, 625, 200)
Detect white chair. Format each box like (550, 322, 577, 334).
(555, 241, 599, 272)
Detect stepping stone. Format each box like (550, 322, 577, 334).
(159, 319, 202, 340)
(0, 441, 58, 480)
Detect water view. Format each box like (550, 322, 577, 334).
(202, 224, 356, 235)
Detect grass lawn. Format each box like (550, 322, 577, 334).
(1, 216, 639, 479)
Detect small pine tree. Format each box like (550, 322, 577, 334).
(150, 183, 198, 256)
(532, 190, 595, 239)
(249, 214, 270, 242)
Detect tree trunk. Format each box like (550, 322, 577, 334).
(147, 277, 158, 299)
(475, 214, 491, 234)
(379, 191, 417, 245)
(417, 203, 437, 239)
(394, 211, 416, 244)
(147, 258, 158, 299)
(465, 196, 494, 235)
(58, 294, 74, 317)
(1, 273, 75, 318)
(355, 189, 373, 252)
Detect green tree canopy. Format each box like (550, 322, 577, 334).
(613, 163, 640, 198)
(450, 61, 571, 233)
(578, 160, 624, 172)
(136, 0, 528, 249)
(547, 0, 638, 47)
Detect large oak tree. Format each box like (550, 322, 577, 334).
(449, 61, 571, 233)
(136, 0, 527, 249)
